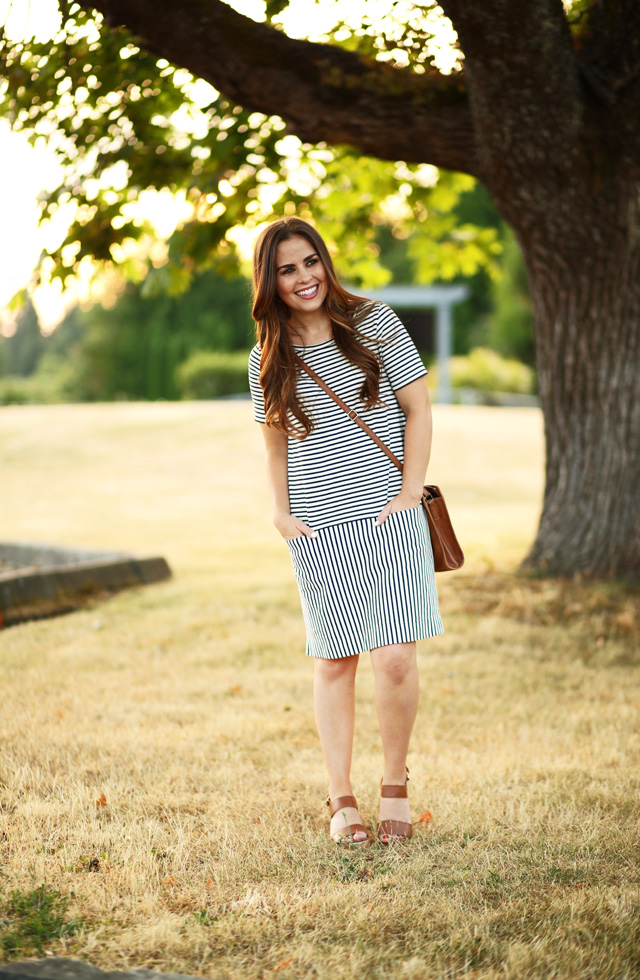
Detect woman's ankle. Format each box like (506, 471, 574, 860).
(328, 780, 355, 800)
(382, 765, 409, 786)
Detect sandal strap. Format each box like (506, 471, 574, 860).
(380, 783, 408, 799)
(327, 794, 358, 816)
(377, 819, 413, 839)
(380, 766, 409, 799)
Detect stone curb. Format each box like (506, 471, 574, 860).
(0, 542, 172, 626)
(0, 958, 212, 980)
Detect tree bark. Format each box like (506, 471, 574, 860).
(441, 0, 640, 579)
(517, 186, 640, 580)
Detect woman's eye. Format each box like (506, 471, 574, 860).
(306, 258, 318, 267)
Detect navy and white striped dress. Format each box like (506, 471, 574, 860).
(248, 302, 443, 659)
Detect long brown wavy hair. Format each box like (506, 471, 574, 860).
(252, 217, 381, 437)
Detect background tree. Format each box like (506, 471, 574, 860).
(0, 266, 255, 400)
(0, 193, 505, 404)
(58, 266, 254, 401)
(1, 0, 639, 580)
(485, 231, 535, 369)
(0, 300, 45, 377)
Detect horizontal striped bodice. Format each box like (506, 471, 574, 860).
(248, 302, 428, 531)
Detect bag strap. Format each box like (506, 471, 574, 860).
(295, 354, 404, 473)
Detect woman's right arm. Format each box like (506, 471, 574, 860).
(261, 425, 317, 540)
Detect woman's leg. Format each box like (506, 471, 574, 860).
(369, 641, 419, 833)
(313, 654, 367, 842)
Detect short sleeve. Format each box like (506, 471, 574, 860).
(248, 345, 266, 423)
(375, 303, 428, 391)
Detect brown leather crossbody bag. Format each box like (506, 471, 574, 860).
(295, 355, 464, 572)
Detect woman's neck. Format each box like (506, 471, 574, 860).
(288, 310, 333, 347)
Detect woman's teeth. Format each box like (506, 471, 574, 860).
(296, 285, 318, 297)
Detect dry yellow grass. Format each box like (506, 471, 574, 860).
(0, 401, 639, 979)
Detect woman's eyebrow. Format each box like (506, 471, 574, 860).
(276, 252, 318, 272)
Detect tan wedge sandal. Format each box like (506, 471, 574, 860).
(326, 794, 371, 847)
(377, 768, 412, 845)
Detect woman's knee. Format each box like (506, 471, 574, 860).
(314, 654, 358, 683)
(371, 643, 416, 685)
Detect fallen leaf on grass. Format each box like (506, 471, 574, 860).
(273, 957, 294, 972)
(616, 611, 636, 631)
(417, 810, 433, 825)
(96, 793, 107, 808)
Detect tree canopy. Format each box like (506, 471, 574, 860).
(0, 1, 503, 296)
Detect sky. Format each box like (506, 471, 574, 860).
(0, 0, 457, 331)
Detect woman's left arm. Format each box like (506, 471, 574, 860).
(375, 377, 432, 526)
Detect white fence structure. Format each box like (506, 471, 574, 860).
(365, 285, 469, 404)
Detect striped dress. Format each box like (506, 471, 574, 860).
(248, 302, 443, 659)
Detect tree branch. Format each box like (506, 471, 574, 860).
(75, 0, 480, 175)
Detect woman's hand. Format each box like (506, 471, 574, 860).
(274, 511, 318, 540)
(375, 490, 423, 527)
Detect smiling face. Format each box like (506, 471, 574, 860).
(275, 235, 328, 318)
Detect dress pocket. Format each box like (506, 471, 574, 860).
(386, 503, 422, 520)
(286, 533, 312, 550)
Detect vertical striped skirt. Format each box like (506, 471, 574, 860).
(286, 504, 444, 659)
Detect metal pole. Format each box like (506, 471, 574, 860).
(436, 302, 452, 404)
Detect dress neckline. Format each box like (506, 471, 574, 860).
(292, 338, 335, 350)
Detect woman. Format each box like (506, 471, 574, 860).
(248, 217, 443, 846)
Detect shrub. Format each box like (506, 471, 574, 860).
(175, 349, 251, 400)
(425, 347, 535, 395)
(0, 373, 60, 405)
(0, 353, 82, 405)
(0, 376, 33, 405)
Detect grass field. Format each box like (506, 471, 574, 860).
(0, 401, 639, 979)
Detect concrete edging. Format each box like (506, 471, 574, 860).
(0, 542, 172, 626)
(0, 957, 211, 980)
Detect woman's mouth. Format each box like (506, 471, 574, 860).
(295, 284, 320, 299)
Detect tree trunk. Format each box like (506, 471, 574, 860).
(438, 0, 640, 581)
(517, 185, 640, 581)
